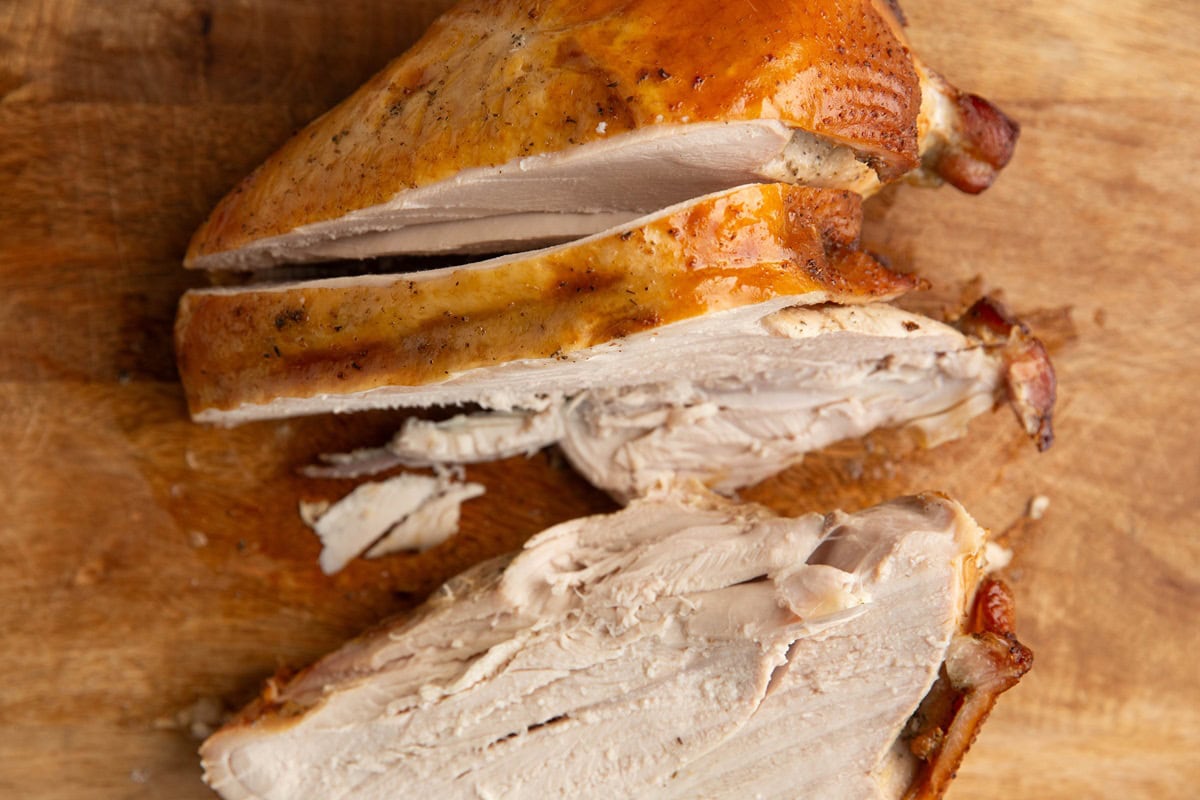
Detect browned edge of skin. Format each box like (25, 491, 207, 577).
(953, 296, 1057, 451)
(866, 0, 909, 39)
(176, 185, 918, 419)
(882, 0, 908, 26)
(927, 74, 1020, 194)
(903, 578, 1034, 800)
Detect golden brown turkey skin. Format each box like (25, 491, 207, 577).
(176, 184, 914, 419)
(904, 578, 1033, 800)
(186, 0, 925, 264)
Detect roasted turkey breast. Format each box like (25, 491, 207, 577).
(298, 300, 1053, 500)
(200, 489, 1029, 800)
(184, 0, 1017, 270)
(183, 5, 1039, 798)
(176, 184, 914, 423)
(177, 184, 1053, 498)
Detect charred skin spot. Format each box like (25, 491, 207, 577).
(274, 308, 307, 330)
(548, 269, 622, 300)
(603, 311, 663, 340)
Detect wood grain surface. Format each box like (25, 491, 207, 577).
(1, 1, 1197, 797)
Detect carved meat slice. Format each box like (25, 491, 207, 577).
(200, 491, 1024, 800)
(300, 300, 1055, 500)
(184, 0, 1017, 270)
(366, 477, 485, 558)
(556, 304, 1002, 498)
(306, 473, 444, 574)
(176, 184, 916, 424)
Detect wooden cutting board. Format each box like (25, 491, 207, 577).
(2, 1, 1197, 796)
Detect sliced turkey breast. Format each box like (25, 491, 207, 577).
(302, 300, 1054, 500)
(562, 297, 1054, 496)
(200, 490, 1029, 800)
(184, 0, 1018, 270)
(176, 184, 916, 424)
(177, 184, 1054, 498)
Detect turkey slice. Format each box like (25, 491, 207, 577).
(176, 184, 915, 424)
(301, 472, 486, 573)
(200, 490, 1026, 800)
(184, 0, 1017, 270)
(302, 301, 1055, 499)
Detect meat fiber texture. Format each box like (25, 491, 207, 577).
(306, 302, 1008, 500)
(201, 490, 987, 800)
(184, 0, 1017, 269)
(303, 472, 486, 574)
